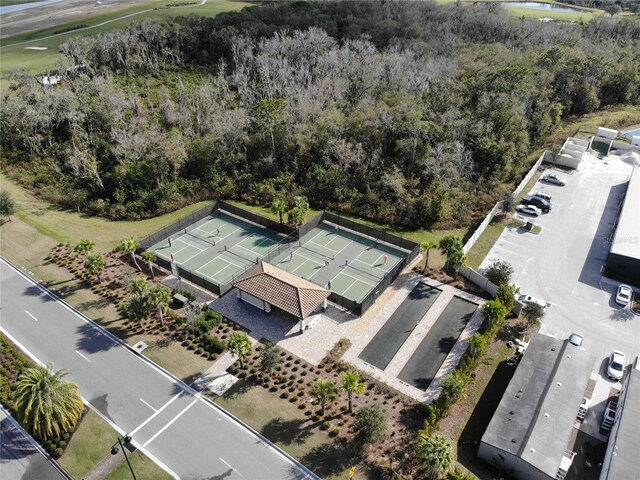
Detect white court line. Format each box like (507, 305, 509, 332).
(353, 255, 392, 274)
(143, 398, 198, 447)
(75, 350, 91, 363)
(338, 269, 376, 287)
(304, 230, 326, 246)
(25, 310, 38, 321)
(236, 242, 263, 256)
(140, 398, 157, 412)
(220, 457, 243, 477)
(130, 392, 182, 436)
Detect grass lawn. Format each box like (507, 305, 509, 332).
(106, 450, 173, 480)
(0, 0, 252, 74)
(213, 382, 373, 480)
(59, 408, 171, 480)
(58, 409, 121, 479)
(1, 174, 214, 251)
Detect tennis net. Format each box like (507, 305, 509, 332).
(184, 230, 216, 248)
(344, 261, 386, 283)
(226, 247, 260, 265)
(299, 244, 335, 261)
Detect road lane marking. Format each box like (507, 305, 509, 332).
(75, 351, 91, 363)
(140, 398, 157, 412)
(130, 392, 182, 436)
(25, 310, 38, 321)
(143, 398, 197, 447)
(220, 457, 242, 476)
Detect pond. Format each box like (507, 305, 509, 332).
(499, 2, 587, 13)
(0, 0, 65, 16)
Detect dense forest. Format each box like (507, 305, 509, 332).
(2, 1, 639, 228)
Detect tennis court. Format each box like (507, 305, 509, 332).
(271, 222, 407, 304)
(148, 211, 286, 287)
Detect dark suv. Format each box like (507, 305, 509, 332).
(521, 195, 552, 212)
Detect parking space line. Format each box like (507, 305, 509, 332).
(25, 310, 38, 322)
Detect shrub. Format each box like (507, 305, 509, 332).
(321, 421, 331, 430)
(204, 309, 223, 327)
(484, 260, 513, 286)
(53, 448, 64, 458)
(353, 405, 387, 445)
(329, 428, 340, 438)
(260, 341, 282, 371)
(281, 392, 289, 399)
(203, 334, 226, 354)
(522, 303, 545, 325)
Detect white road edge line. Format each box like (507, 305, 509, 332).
(143, 399, 197, 447)
(219, 457, 243, 477)
(75, 350, 91, 363)
(130, 392, 182, 436)
(1, 258, 319, 480)
(140, 398, 157, 412)
(25, 310, 38, 321)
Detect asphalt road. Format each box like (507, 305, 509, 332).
(398, 296, 477, 390)
(480, 158, 640, 371)
(359, 282, 441, 370)
(0, 259, 318, 480)
(0, 405, 70, 480)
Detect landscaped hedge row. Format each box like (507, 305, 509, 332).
(0, 333, 80, 458)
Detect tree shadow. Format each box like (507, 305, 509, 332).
(261, 417, 315, 446)
(0, 416, 38, 462)
(75, 322, 119, 354)
(78, 297, 112, 311)
(202, 468, 233, 480)
(297, 440, 360, 478)
(89, 393, 112, 422)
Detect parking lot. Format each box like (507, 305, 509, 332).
(481, 156, 639, 375)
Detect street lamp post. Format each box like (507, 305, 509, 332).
(111, 434, 137, 480)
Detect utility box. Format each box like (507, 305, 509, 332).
(597, 127, 618, 139)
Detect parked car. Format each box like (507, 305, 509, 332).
(516, 204, 542, 216)
(541, 174, 567, 186)
(606, 350, 625, 381)
(615, 284, 632, 306)
(521, 195, 553, 212)
(518, 294, 546, 309)
(568, 333, 583, 347)
(533, 191, 552, 201)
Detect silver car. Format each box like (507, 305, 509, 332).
(541, 174, 567, 186)
(606, 351, 625, 381)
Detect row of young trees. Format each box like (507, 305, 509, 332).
(2, 2, 638, 228)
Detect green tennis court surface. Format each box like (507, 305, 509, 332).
(148, 211, 286, 286)
(271, 222, 407, 303)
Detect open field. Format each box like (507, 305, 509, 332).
(0, 0, 252, 74)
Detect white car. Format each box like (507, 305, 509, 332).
(606, 351, 625, 381)
(615, 284, 632, 306)
(541, 174, 567, 186)
(516, 205, 542, 217)
(533, 192, 552, 201)
(518, 294, 546, 309)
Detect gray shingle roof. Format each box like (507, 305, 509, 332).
(233, 262, 330, 319)
(481, 334, 594, 477)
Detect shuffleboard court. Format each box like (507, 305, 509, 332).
(359, 283, 441, 370)
(398, 296, 478, 390)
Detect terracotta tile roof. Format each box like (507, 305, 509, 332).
(233, 262, 330, 319)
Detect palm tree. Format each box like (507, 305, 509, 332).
(309, 379, 337, 416)
(0, 190, 16, 221)
(415, 432, 452, 477)
(438, 235, 465, 272)
(129, 277, 149, 296)
(13, 363, 84, 440)
(74, 239, 95, 257)
(420, 240, 437, 272)
(340, 370, 366, 413)
(147, 285, 171, 326)
(271, 197, 288, 225)
(119, 237, 141, 271)
(141, 251, 157, 279)
(84, 252, 105, 284)
(227, 332, 252, 368)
